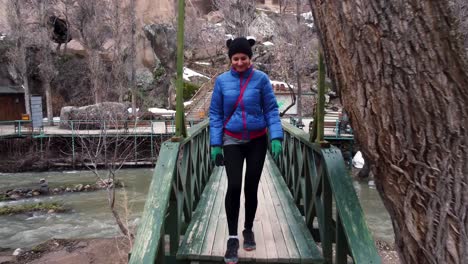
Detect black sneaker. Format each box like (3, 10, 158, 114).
(224, 238, 239, 263)
(242, 229, 256, 251)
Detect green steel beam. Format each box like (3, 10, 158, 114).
(174, 0, 187, 138)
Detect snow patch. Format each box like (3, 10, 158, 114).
(301, 12, 314, 21)
(194, 61, 211, 66)
(127, 108, 139, 114)
(148, 108, 176, 116)
(183, 67, 209, 81)
(263, 41, 274, 46)
(271, 80, 294, 88)
(183, 101, 193, 107)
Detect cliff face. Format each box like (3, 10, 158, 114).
(0, 0, 177, 67)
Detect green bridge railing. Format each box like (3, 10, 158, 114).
(129, 119, 212, 264)
(278, 121, 379, 263)
(129, 120, 380, 264)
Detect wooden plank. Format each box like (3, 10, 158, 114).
(199, 169, 226, 260)
(129, 142, 180, 264)
(208, 170, 228, 261)
(252, 177, 268, 262)
(263, 160, 301, 263)
(177, 166, 223, 260)
(321, 147, 380, 264)
(265, 155, 323, 263)
(261, 167, 293, 263)
(237, 177, 254, 262)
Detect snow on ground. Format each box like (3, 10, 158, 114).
(194, 61, 211, 66)
(42, 117, 61, 123)
(184, 101, 193, 107)
(263, 41, 274, 46)
(148, 107, 176, 116)
(183, 67, 209, 81)
(301, 12, 314, 21)
(271, 80, 294, 88)
(127, 108, 140, 114)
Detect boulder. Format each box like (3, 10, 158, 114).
(59, 102, 129, 129)
(249, 12, 277, 42)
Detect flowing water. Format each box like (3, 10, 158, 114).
(0, 169, 394, 249)
(0, 169, 152, 249)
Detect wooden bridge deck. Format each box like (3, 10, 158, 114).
(177, 155, 323, 263)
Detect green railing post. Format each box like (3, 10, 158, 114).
(174, 0, 187, 139)
(150, 121, 154, 165)
(316, 51, 325, 143)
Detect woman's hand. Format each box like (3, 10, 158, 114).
(271, 139, 282, 161)
(211, 146, 224, 166)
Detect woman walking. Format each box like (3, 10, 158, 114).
(209, 37, 283, 264)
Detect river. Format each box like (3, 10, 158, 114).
(0, 169, 394, 249)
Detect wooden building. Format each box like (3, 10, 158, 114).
(0, 86, 25, 120)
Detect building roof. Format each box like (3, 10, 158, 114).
(0, 86, 25, 94)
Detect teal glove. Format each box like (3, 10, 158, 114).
(271, 139, 282, 161)
(211, 147, 224, 166)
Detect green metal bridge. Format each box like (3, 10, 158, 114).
(128, 120, 380, 264)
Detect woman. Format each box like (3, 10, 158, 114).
(209, 37, 283, 264)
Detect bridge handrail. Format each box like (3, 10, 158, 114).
(276, 120, 380, 263)
(129, 119, 211, 264)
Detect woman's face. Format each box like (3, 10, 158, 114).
(231, 53, 251, 73)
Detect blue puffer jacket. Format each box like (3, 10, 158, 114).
(209, 66, 283, 146)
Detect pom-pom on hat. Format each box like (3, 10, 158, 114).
(226, 37, 256, 59)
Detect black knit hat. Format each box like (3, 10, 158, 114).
(226, 37, 256, 59)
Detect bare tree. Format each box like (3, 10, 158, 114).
(273, 0, 315, 120)
(34, 0, 57, 126)
(6, 0, 32, 116)
(74, 116, 144, 245)
(185, 5, 225, 64)
(128, 0, 137, 116)
(59, 0, 76, 54)
(72, 0, 109, 104)
(109, 0, 128, 103)
(213, 0, 256, 36)
(309, 0, 468, 263)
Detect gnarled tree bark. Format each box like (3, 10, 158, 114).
(308, 1, 468, 263)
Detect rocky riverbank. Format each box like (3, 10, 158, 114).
(0, 178, 123, 202)
(0, 238, 400, 264)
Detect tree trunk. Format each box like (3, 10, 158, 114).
(45, 81, 53, 126)
(308, 1, 468, 263)
(130, 0, 137, 117)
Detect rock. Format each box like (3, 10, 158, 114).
(144, 24, 178, 108)
(249, 12, 277, 42)
(59, 102, 129, 129)
(97, 179, 113, 188)
(9, 193, 21, 200)
(65, 187, 71, 192)
(75, 184, 84, 192)
(12, 248, 23, 256)
(84, 184, 91, 190)
(205, 10, 223, 23)
(53, 188, 60, 193)
(32, 191, 41, 196)
(47, 209, 55, 214)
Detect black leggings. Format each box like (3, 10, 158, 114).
(223, 135, 267, 236)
